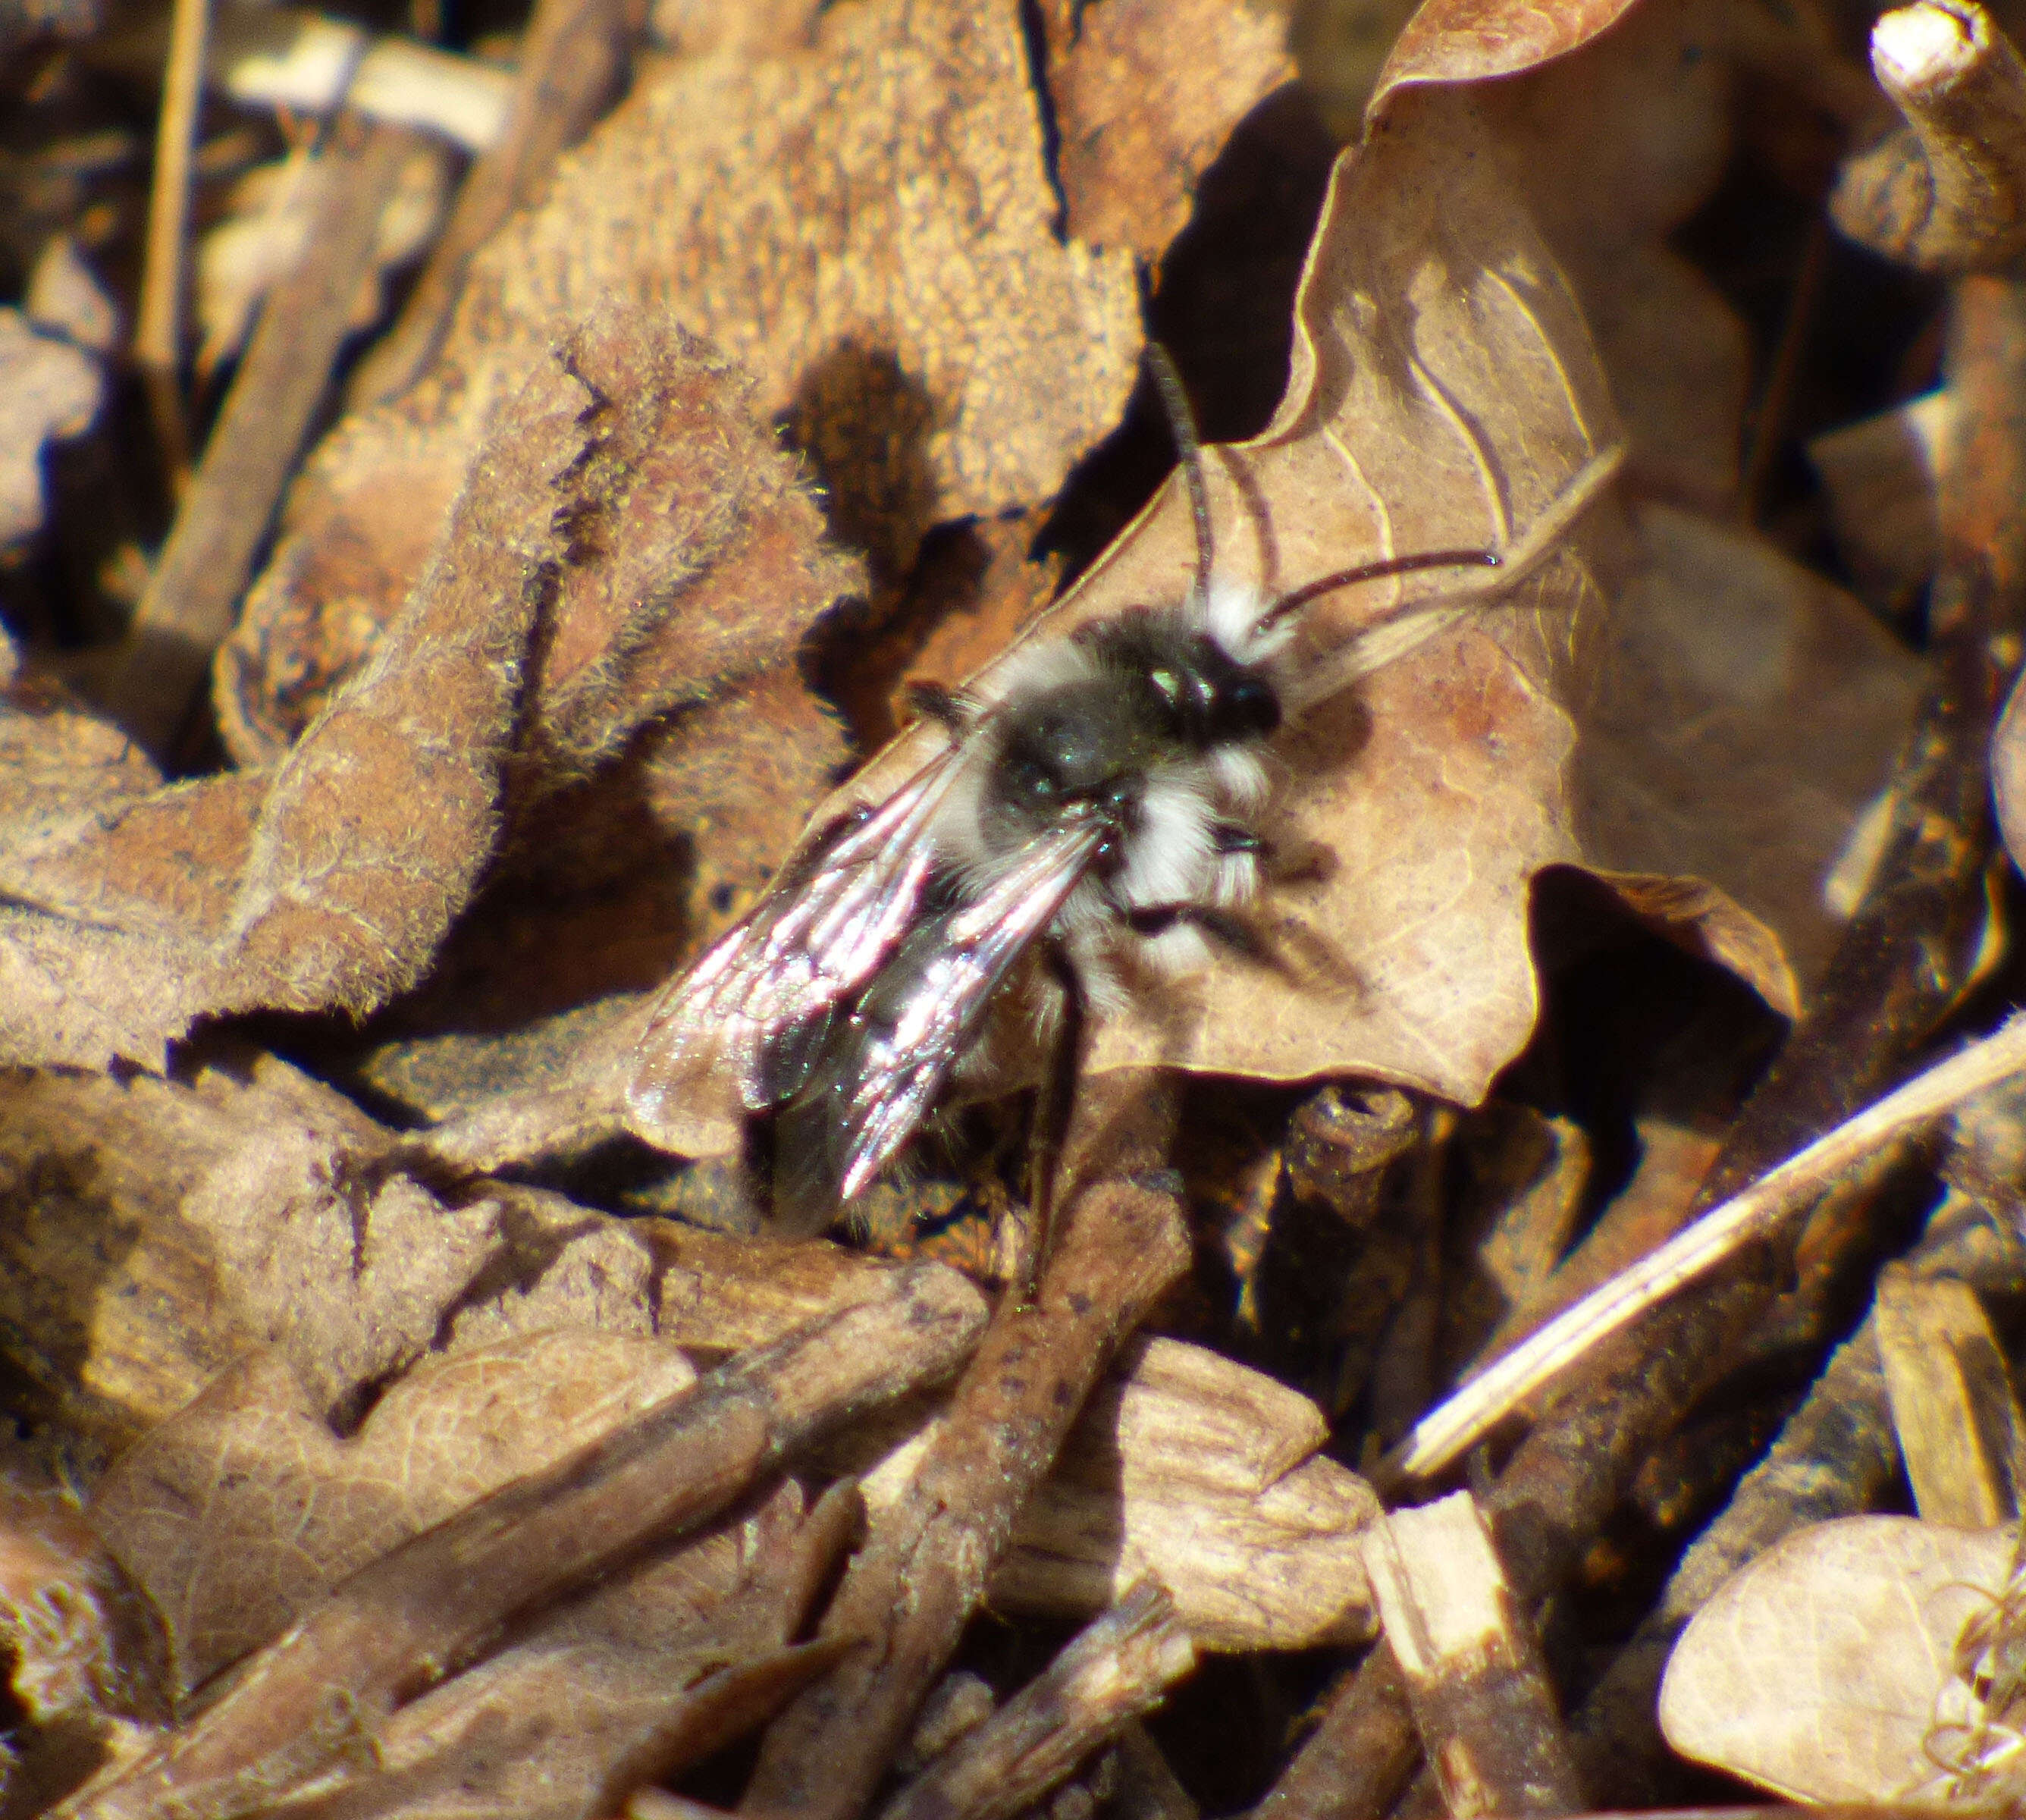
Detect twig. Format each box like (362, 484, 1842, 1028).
(105, 116, 419, 756)
(875, 1582, 1197, 1820)
(742, 1073, 1190, 1820)
(345, 0, 631, 409)
(1248, 1646, 1419, 1820)
(1391, 1014, 2026, 1480)
(53, 1266, 987, 1820)
(135, 0, 212, 484)
(1831, 0, 2026, 271)
(1361, 1493, 1584, 1817)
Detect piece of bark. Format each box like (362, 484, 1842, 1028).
(1361, 1493, 1584, 1818)
(877, 1582, 1197, 1820)
(1832, 0, 2026, 272)
(742, 1076, 1190, 1820)
(345, 0, 632, 409)
(983, 1335, 1378, 1652)
(1875, 1263, 2026, 1525)
(55, 1266, 986, 1820)
(106, 115, 421, 754)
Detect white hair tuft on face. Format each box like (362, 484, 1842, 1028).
(1200, 576, 1284, 663)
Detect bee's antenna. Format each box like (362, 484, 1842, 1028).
(1146, 343, 1215, 607)
(1259, 547, 1501, 632)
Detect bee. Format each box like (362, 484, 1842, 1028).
(626, 349, 1498, 1233)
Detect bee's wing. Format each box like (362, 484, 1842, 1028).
(832, 819, 1107, 1200)
(627, 745, 966, 1128)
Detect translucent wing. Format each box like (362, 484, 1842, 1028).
(626, 743, 967, 1128)
(823, 817, 1107, 1200)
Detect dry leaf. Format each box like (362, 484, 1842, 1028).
(228, 0, 1147, 730)
(805, 89, 1617, 1116)
(1574, 502, 1929, 994)
(1659, 1515, 2021, 1803)
(1039, 0, 1296, 258)
(89, 1332, 697, 1697)
(1369, 0, 1642, 94)
(0, 309, 858, 1071)
(262, 1480, 852, 1820)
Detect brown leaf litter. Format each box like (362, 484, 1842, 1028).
(0, 0, 2002, 1812)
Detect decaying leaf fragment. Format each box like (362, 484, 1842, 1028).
(1659, 1515, 2024, 1803)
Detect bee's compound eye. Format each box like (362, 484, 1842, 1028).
(1219, 673, 1281, 739)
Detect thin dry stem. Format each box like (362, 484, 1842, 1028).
(1394, 1012, 2026, 1480)
(135, 0, 212, 481)
(53, 1268, 986, 1820)
(106, 117, 419, 755)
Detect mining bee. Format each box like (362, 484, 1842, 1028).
(627, 349, 1498, 1232)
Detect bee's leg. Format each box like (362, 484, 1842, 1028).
(1024, 943, 1086, 1294)
(1212, 821, 1265, 856)
(1125, 900, 1275, 965)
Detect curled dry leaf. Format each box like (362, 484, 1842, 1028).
(0, 1053, 667, 1465)
(612, 42, 1922, 1174)
(786, 89, 1618, 1116)
(0, 309, 858, 1072)
(0, 1048, 936, 1488)
(1659, 1515, 2023, 1803)
(1367, 0, 1642, 96)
